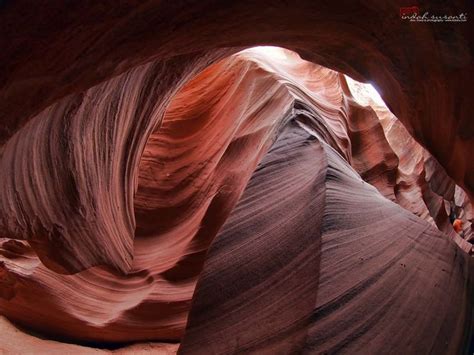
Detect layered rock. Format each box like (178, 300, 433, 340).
(350, 84, 474, 251)
(0, 2, 473, 278)
(182, 121, 471, 354)
(0, 51, 292, 343)
(0, 46, 472, 353)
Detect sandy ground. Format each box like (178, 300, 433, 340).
(0, 316, 178, 355)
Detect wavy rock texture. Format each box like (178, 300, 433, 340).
(0, 53, 227, 273)
(182, 121, 471, 354)
(0, 1, 473, 274)
(0, 46, 472, 353)
(346, 79, 473, 251)
(1, 1, 474, 351)
(377, 107, 474, 250)
(0, 52, 294, 343)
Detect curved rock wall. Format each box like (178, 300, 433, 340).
(182, 122, 471, 354)
(0, 3, 473, 274)
(0, 46, 472, 353)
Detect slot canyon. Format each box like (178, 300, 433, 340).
(0, 1, 473, 354)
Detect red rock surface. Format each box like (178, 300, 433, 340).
(0, 2, 473, 353)
(182, 122, 470, 354)
(0, 1, 473, 273)
(1, 46, 473, 352)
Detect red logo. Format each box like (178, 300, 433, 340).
(400, 6, 419, 17)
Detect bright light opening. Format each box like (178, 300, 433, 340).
(345, 75, 386, 107)
(246, 46, 292, 61)
(241, 46, 387, 108)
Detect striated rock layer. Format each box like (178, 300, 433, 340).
(0, 1, 473, 275)
(0, 52, 290, 343)
(182, 121, 471, 354)
(0, 46, 472, 353)
(345, 78, 473, 251)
